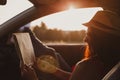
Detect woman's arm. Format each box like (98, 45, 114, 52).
(36, 60, 71, 80)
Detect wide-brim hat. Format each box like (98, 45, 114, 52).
(83, 10, 120, 36)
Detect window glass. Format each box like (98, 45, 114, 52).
(0, 0, 33, 25)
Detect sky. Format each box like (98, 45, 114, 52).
(31, 7, 102, 31)
(0, 0, 102, 31)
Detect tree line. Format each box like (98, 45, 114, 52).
(32, 22, 87, 43)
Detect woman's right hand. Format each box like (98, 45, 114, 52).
(37, 59, 57, 74)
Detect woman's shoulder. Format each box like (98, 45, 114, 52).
(76, 56, 105, 69)
(71, 57, 106, 80)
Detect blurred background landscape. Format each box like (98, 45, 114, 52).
(26, 22, 87, 44)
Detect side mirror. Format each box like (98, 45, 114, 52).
(0, 0, 7, 5)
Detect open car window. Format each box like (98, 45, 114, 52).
(24, 7, 103, 44)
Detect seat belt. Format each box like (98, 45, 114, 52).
(13, 33, 36, 67)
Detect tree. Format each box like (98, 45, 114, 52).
(40, 22, 47, 30)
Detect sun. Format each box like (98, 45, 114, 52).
(68, 4, 76, 11)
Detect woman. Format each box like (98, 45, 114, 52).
(37, 10, 120, 80)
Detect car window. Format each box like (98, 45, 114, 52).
(0, 0, 33, 25)
(24, 7, 103, 44)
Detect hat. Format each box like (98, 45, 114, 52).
(83, 10, 120, 36)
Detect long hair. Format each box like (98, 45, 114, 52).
(83, 45, 91, 59)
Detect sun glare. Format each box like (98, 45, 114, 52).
(0, 0, 103, 31)
(68, 4, 75, 11)
(31, 7, 103, 31)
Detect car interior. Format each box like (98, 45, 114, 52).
(0, 0, 120, 80)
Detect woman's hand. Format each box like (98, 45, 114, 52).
(21, 65, 38, 80)
(36, 58, 71, 80)
(37, 59, 57, 73)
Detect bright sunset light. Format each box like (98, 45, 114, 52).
(68, 4, 75, 10)
(31, 7, 103, 31)
(0, 0, 103, 31)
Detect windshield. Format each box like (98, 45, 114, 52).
(0, 0, 33, 25)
